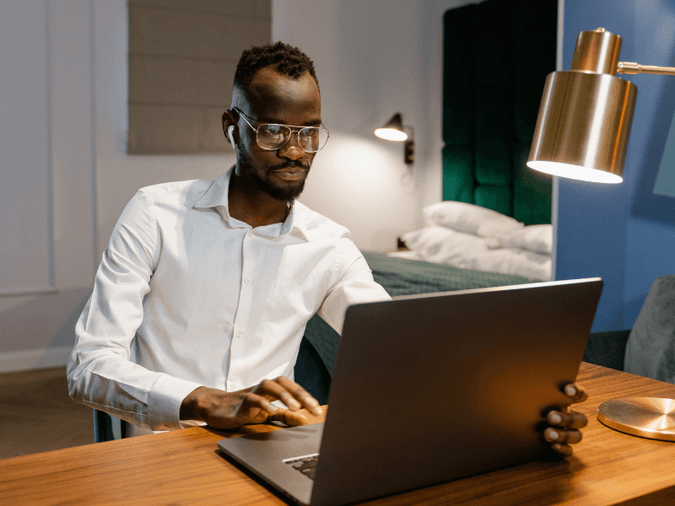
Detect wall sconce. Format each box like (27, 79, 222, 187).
(528, 27, 675, 184)
(375, 113, 414, 165)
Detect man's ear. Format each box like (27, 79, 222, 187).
(222, 110, 237, 149)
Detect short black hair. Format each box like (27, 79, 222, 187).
(234, 41, 319, 93)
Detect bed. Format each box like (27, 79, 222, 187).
(305, 200, 551, 376)
(394, 200, 553, 283)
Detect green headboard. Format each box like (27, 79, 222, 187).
(442, 0, 556, 225)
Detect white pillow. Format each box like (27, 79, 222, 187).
(386, 250, 423, 261)
(401, 226, 488, 269)
(468, 248, 552, 281)
(497, 224, 552, 255)
(401, 226, 551, 280)
(423, 201, 523, 236)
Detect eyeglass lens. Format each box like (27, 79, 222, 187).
(257, 124, 328, 152)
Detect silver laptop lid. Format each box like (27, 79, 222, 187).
(310, 278, 602, 505)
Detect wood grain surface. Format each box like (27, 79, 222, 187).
(2, 363, 675, 506)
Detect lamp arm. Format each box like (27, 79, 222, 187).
(617, 61, 675, 76)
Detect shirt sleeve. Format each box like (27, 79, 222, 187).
(66, 190, 202, 431)
(317, 237, 392, 335)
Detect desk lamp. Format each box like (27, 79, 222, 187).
(528, 28, 675, 441)
(375, 113, 415, 166)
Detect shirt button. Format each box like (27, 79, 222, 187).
(244, 278, 252, 285)
(236, 331, 243, 338)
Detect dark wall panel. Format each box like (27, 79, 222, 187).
(442, 0, 556, 225)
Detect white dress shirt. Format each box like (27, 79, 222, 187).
(67, 167, 390, 432)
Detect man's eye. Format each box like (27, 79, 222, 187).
(260, 125, 286, 141)
(299, 128, 319, 139)
(264, 125, 283, 134)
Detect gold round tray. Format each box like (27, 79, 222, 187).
(597, 397, 675, 441)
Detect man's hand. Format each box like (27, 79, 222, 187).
(544, 383, 588, 457)
(268, 405, 327, 426)
(179, 376, 323, 430)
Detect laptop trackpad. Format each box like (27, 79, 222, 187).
(219, 422, 323, 455)
(218, 423, 324, 505)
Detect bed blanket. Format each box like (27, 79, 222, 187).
(305, 252, 536, 375)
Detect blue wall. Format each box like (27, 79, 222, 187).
(558, 0, 675, 331)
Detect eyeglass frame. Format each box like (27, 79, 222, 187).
(232, 107, 330, 153)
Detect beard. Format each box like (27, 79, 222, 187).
(240, 156, 310, 202)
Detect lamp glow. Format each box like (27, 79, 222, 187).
(374, 128, 408, 141)
(374, 113, 414, 165)
(527, 161, 623, 184)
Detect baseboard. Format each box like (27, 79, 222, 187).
(0, 346, 72, 373)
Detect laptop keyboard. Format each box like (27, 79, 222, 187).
(284, 453, 319, 480)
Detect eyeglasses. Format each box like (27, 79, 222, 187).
(233, 107, 330, 153)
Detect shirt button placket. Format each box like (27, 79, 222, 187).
(229, 231, 253, 387)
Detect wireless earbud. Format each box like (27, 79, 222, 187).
(227, 125, 236, 149)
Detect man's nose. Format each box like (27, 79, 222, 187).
(278, 133, 305, 160)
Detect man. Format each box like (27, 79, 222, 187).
(68, 42, 586, 454)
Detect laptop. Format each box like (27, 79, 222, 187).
(218, 278, 603, 506)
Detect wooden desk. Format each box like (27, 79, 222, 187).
(2, 363, 675, 506)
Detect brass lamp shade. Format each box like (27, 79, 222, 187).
(527, 28, 638, 184)
(528, 71, 637, 183)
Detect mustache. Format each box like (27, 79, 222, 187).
(270, 161, 310, 172)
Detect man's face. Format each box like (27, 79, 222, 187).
(233, 67, 321, 202)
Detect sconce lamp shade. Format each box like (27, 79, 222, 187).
(527, 28, 638, 184)
(374, 112, 414, 165)
(375, 113, 408, 141)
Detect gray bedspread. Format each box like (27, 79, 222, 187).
(305, 251, 536, 374)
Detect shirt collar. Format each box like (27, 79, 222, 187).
(194, 166, 312, 241)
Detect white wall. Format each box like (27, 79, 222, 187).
(273, 0, 481, 250)
(0, 0, 479, 372)
(92, 1, 231, 256)
(0, 0, 87, 372)
(0, 1, 52, 295)
(0, 0, 232, 372)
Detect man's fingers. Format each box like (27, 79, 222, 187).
(184, 384, 321, 430)
(200, 378, 324, 429)
(267, 409, 299, 426)
(547, 410, 588, 429)
(235, 392, 280, 423)
(550, 442, 574, 457)
(276, 376, 323, 414)
(542, 384, 587, 458)
(257, 376, 323, 415)
(563, 383, 588, 403)
(544, 427, 582, 445)
(257, 379, 302, 410)
(268, 406, 327, 427)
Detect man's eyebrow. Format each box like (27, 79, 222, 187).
(258, 117, 323, 126)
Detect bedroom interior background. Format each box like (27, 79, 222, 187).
(1, 0, 470, 373)
(10, 0, 669, 374)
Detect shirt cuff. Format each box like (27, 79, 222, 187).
(147, 373, 204, 431)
